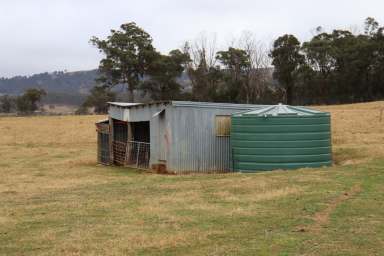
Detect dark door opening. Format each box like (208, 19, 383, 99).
(113, 120, 128, 142)
(131, 121, 150, 143)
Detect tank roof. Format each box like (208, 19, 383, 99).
(236, 103, 328, 117)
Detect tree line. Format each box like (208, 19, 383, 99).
(86, 22, 278, 113)
(273, 17, 384, 104)
(0, 89, 46, 114)
(2, 18, 383, 114)
(84, 17, 384, 112)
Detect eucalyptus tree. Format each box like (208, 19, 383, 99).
(0, 95, 14, 113)
(216, 47, 250, 102)
(238, 32, 271, 103)
(183, 33, 222, 101)
(82, 85, 116, 114)
(141, 49, 190, 100)
(16, 88, 46, 114)
(270, 35, 304, 104)
(91, 22, 157, 102)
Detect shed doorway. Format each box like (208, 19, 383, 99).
(126, 121, 150, 169)
(131, 121, 150, 143)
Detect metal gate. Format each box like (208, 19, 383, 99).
(96, 121, 110, 165)
(126, 141, 150, 169)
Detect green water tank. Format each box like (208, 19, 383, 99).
(231, 104, 332, 172)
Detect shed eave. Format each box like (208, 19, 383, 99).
(170, 101, 267, 110)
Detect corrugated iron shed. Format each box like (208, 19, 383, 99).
(106, 101, 265, 173)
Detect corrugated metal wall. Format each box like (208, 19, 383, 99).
(168, 106, 253, 174)
(109, 106, 125, 121)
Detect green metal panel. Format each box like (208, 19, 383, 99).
(231, 132, 331, 141)
(231, 116, 330, 125)
(231, 105, 332, 172)
(233, 147, 331, 155)
(234, 161, 332, 172)
(231, 139, 331, 148)
(233, 124, 330, 133)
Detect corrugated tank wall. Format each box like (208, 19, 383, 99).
(231, 114, 332, 172)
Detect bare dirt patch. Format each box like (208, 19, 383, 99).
(298, 184, 362, 233)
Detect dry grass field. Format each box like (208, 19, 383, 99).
(0, 102, 384, 255)
(42, 104, 78, 115)
(317, 101, 384, 165)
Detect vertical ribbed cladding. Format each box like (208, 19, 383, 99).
(231, 106, 332, 172)
(168, 106, 235, 174)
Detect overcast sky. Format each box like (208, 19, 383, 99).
(0, 0, 382, 77)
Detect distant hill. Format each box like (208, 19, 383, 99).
(0, 70, 100, 105)
(0, 69, 192, 106)
(0, 69, 273, 106)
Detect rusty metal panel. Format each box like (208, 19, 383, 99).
(113, 141, 126, 165)
(96, 123, 109, 134)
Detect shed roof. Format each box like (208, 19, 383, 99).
(108, 102, 142, 107)
(108, 101, 266, 110)
(171, 101, 266, 109)
(238, 103, 328, 116)
(95, 118, 109, 124)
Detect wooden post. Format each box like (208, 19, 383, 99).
(108, 117, 114, 164)
(124, 122, 133, 165)
(136, 143, 140, 168)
